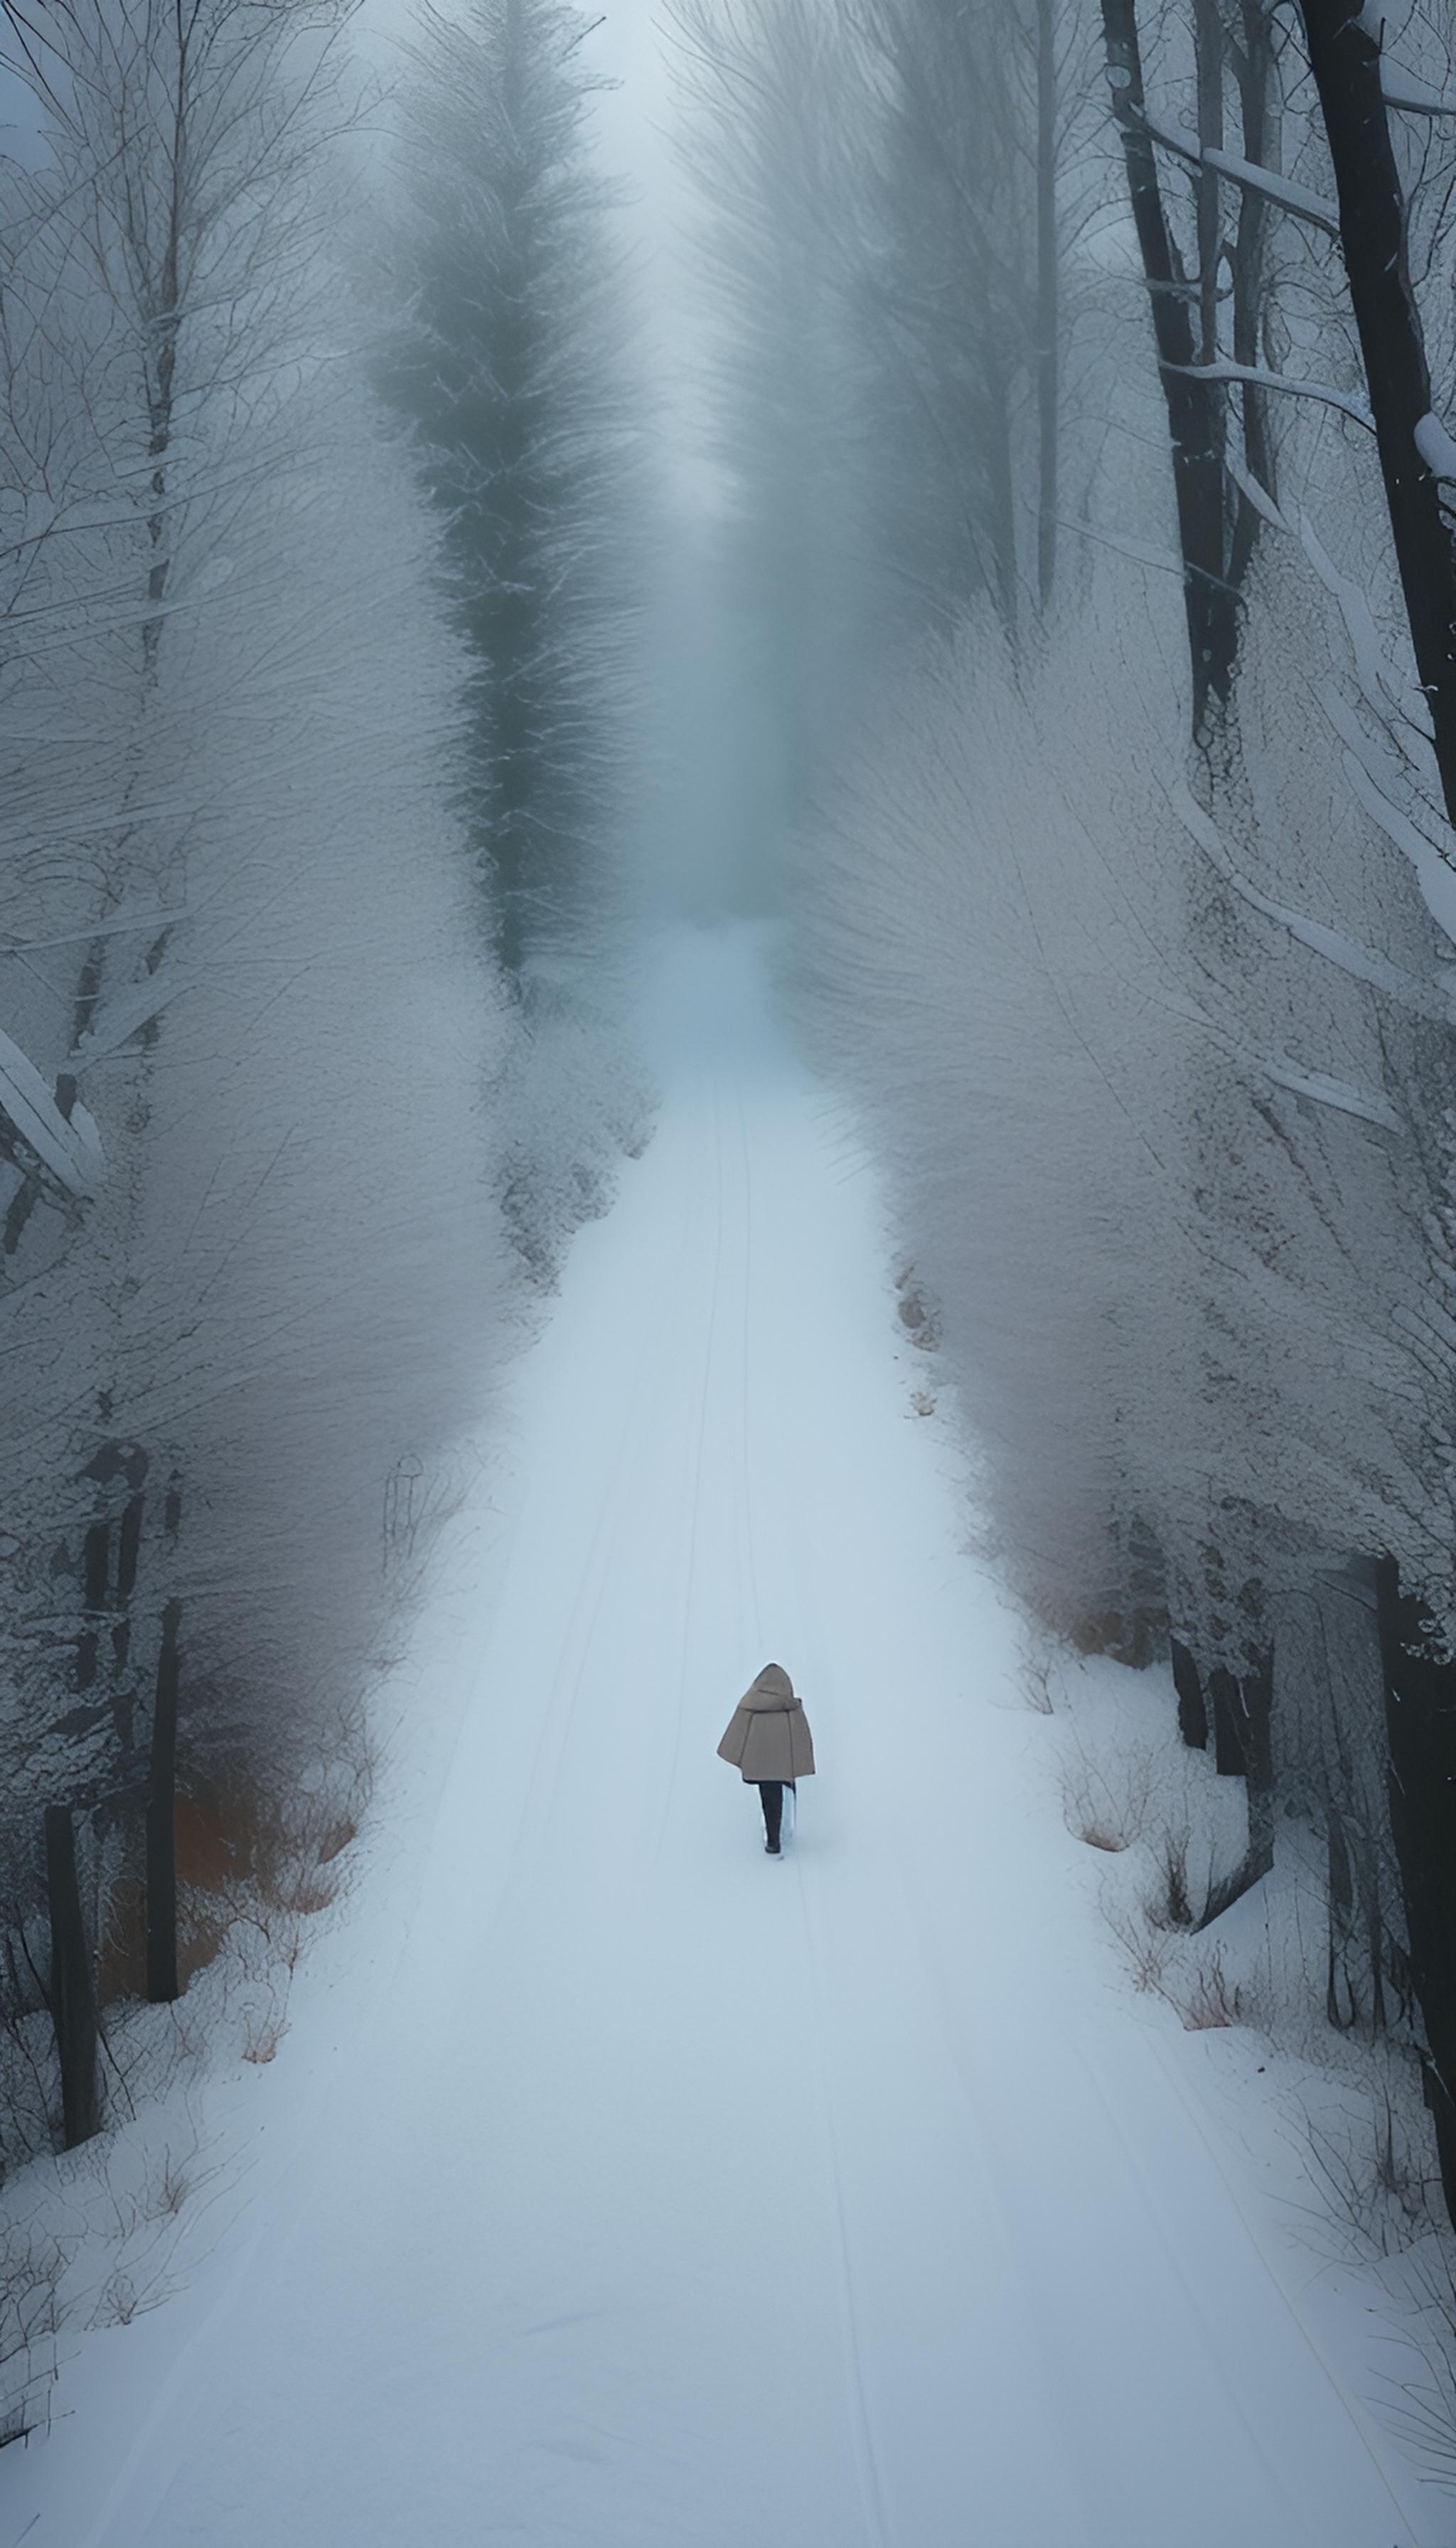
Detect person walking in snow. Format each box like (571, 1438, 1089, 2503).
(717, 1663, 815, 1854)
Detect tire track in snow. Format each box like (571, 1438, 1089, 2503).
(735, 1090, 764, 1661)
(761, 1101, 1107, 2547)
(788, 1856, 901, 2548)
(1128, 2023, 1414, 2534)
(492, 1183, 693, 1914)
(764, 1096, 1408, 2547)
(68, 1162, 701, 2548)
(655, 1083, 729, 1861)
(778, 1323, 1268, 2547)
(887, 1759, 1401, 2544)
(729, 1064, 897, 2548)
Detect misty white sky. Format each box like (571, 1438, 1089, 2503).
(591, 0, 728, 516)
(586, 0, 724, 513)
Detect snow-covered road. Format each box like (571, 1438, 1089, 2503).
(1, 928, 1433, 2547)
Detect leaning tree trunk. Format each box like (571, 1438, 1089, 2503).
(1192, 0, 1224, 378)
(1226, 0, 1278, 591)
(1298, 0, 1456, 829)
(1099, 0, 1238, 724)
(1376, 1556, 1456, 2228)
(1034, 0, 1059, 613)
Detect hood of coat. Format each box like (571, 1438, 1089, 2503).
(740, 1663, 796, 1713)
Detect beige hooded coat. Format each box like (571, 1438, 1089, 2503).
(717, 1664, 815, 1784)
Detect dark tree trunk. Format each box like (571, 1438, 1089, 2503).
(1238, 1652, 1277, 1870)
(1100, 0, 1239, 723)
(1226, 0, 1278, 589)
(1034, 0, 1059, 611)
(1229, 1654, 1273, 1786)
(1298, 0, 1456, 829)
(1326, 1806, 1359, 2026)
(1376, 1554, 1456, 2227)
(45, 1804, 100, 2148)
(146, 1598, 182, 2004)
(1193, 0, 1225, 371)
(1209, 1666, 1243, 1774)
(1171, 1636, 1209, 1748)
(1197, 1655, 1275, 1925)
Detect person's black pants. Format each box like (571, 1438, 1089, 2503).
(757, 1781, 793, 1847)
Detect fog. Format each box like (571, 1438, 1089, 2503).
(6, 0, 1456, 2498)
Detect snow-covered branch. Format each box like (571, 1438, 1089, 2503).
(72, 970, 196, 1069)
(1164, 359, 1376, 433)
(1381, 61, 1456, 117)
(1415, 412, 1456, 483)
(1140, 109, 1342, 237)
(0, 1027, 104, 1197)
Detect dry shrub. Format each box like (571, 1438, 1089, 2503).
(242, 2009, 289, 2066)
(150, 2151, 191, 2221)
(1106, 1895, 1252, 2035)
(1378, 2240, 1456, 2488)
(178, 1711, 371, 1961)
(1104, 1893, 1172, 1996)
(1301, 2053, 1441, 2262)
(1147, 1824, 1197, 1930)
(1066, 1611, 1161, 1669)
(279, 1867, 339, 1920)
(93, 2268, 144, 2328)
(0, 2003, 55, 2176)
(1060, 1737, 1157, 1855)
(172, 1719, 375, 2074)
(1176, 1949, 1245, 2031)
(85, 1772, 353, 2015)
(0, 2218, 65, 2448)
(97, 1875, 148, 2004)
(1021, 1654, 1056, 1715)
(317, 1812, 358, 1868)
(177, 1888, 229, 1990)
(96, 1767, 358, 2001)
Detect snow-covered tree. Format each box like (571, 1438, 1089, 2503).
(382, 0, 638, 975)
(0, 0, 511, 2148)
(1089, 0, 1456, 2205)
(671, 0, 1456, 2236)
(376, 0, 653, 1285)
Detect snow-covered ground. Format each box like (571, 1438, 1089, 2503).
(0, 926, 1442, 2547)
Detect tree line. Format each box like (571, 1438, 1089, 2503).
(675, 0, 1456, 2253)
(0, 0, 639, 2299)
